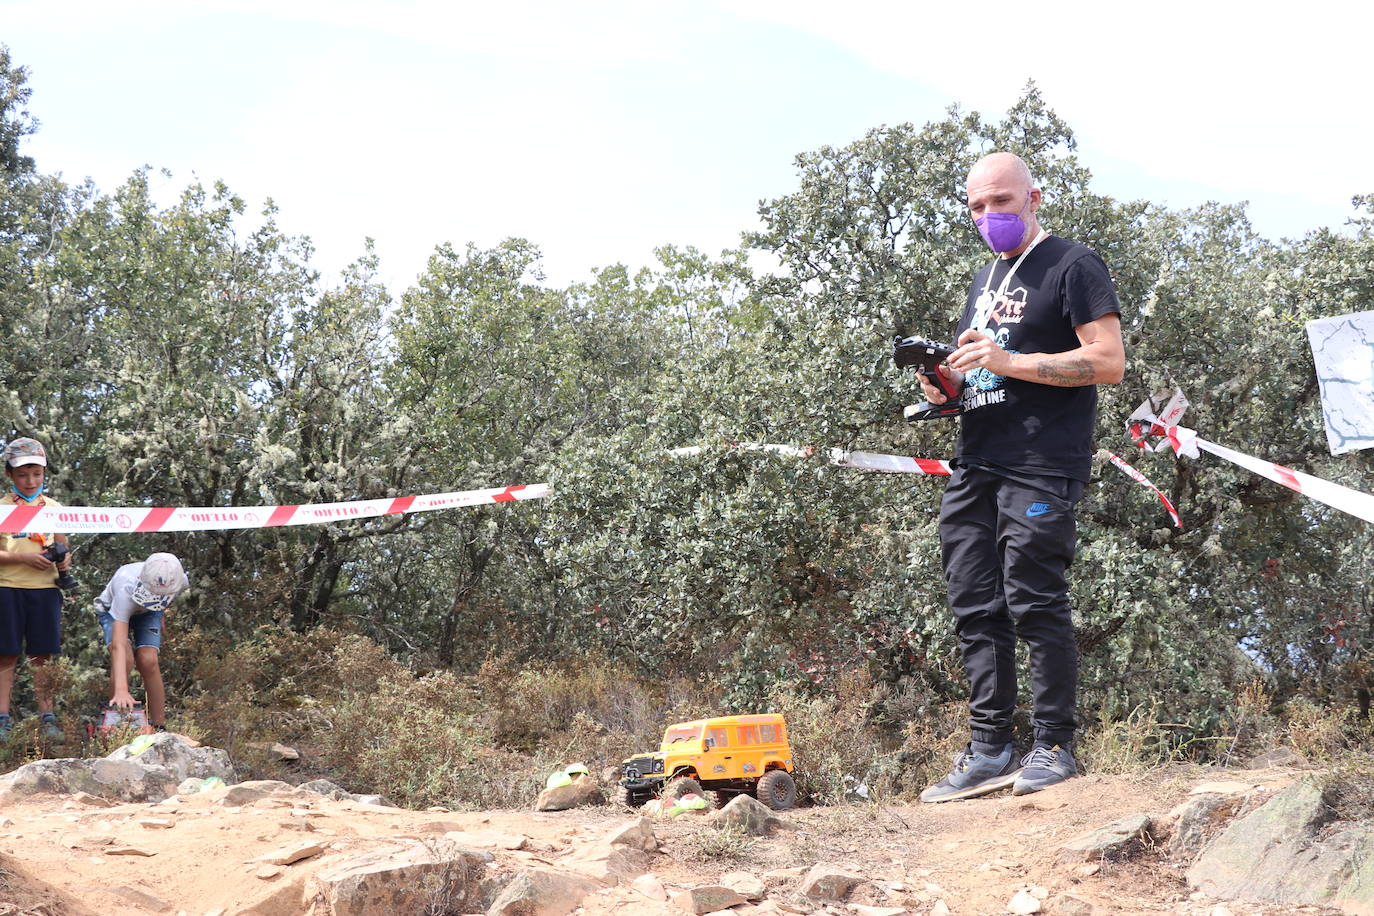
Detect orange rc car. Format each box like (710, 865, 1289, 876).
(616, 713, 797, 810)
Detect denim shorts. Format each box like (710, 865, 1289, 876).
(98, 609, 164, 650)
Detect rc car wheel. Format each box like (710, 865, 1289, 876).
(710, 790, 737, 809)
(663, 775, 703, 801)
(755, 769, 797, 810)
(614, 784, 647, 808)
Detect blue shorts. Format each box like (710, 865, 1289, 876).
(0, 586, 63, 656)
(98, 610, 164, 651)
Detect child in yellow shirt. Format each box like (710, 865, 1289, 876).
(0, 438, 72, 743)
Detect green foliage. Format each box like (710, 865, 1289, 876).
(2, 41, 1373, 794)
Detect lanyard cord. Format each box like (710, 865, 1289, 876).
(971, 230, 1049, 332)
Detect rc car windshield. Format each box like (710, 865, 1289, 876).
(663, 725, 702, 743)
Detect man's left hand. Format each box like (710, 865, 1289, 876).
(949, 329, 1012, 376)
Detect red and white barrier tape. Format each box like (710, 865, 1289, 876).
(1133, 411, 1374, 527)
(4, 438, 1202, 536)
(1099, 449, 1182, 528)
(0, 484, 551, 535)
(668, 444, 952, 476)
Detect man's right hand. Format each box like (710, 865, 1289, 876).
(918, 364, 963, 404)
(111, 689, 137, 711)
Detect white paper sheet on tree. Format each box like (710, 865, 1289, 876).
(1307, 310, 1374, 455)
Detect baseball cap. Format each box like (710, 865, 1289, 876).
(138, 553, 187, 596)
(2, 438, 47, 468)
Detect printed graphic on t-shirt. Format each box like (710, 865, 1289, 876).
(963, 326, 1018, 413)
(989, 286, 1029, 325)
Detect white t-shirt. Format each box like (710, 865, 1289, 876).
(94, 562, 190, 622)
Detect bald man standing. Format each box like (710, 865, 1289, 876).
(917, 153, 1125, 802)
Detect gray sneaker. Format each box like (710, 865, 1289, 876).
(920, 743, 1020, 803)
(1012, 744, 1078, 795)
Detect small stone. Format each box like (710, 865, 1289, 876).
(1075, 863, 1100, 878)
(797, 864, 866, 902)
(1050, 895, 1096, 916)
(256, 865, 283, 879)
(1247, 747, 1305, 769)
(416, 820, 466, 834)
(931, 901, 952, 916)
(1207, 907, 1235, 916)
(277, 819, 315, 832)
(1188, 781, 1258, 796)
(631, 873, 668, 901)
(252, 841, 326, 865)
(850, 906, 905, 916)
(269, 742, 299, 760)
(105, 846, 156, 856)
(139, 818, 176, 829)
(63, 833, 115, 848)
(1008, 889, 1042, 914)
(71, 792, 115, 808)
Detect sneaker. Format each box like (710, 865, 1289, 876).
(1012, 744, 1078, 795)
(39, 712, 64, 744)
(0, 713, 10, 744)
(920, 743, 1021, 803)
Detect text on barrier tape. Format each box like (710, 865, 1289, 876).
(0, 484, 551, 535)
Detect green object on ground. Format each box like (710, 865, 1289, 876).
(199, 776, 226, 792)
(564, 763, 589, 776)
(127, 734, 158, 756)
(545, 771, 573, 789)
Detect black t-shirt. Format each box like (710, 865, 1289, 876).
(953, 235, 1121, 482)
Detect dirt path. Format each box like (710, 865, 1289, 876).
(0, 766, 1340, 916)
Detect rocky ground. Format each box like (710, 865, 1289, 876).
(0, 737, 1365, 916)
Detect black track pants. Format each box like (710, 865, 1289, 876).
(939, 466, 1083, 748)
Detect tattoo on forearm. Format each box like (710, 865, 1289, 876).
(1037, 357, 1094, 385)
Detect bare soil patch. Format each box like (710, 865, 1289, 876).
(0, 765, 1345, 915)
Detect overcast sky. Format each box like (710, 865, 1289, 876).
(4, 0, 1369, 292)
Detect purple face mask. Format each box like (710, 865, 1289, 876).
(974, 194, 1031, 252)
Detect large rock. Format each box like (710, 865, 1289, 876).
(1188, 780, 1374, 913)
(0, 757, 180, 805)
(222, 780, 299, 807)
(703, 794, 785, 836)
(565, 817, 659, 886)
(106, 732, 235, 783)
(535, 773, 603, 811)
(0, 735, 235, 806)
(671, 885, 747, 914)
(566, 841, 651, 886)
(1056, 814, 1152, 864)
(312, 839, 489, 916)
(296, 778, 393, 806)
(719, 871, 766, 900)
(297, 778, 352, 800)
(1163, 793, 1246, 859)
(604, 816, 658, 852)
(487, 868, 600, 916)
